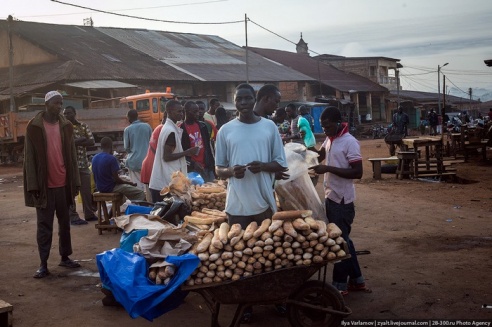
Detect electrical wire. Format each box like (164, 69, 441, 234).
(50, 0, 243, 24)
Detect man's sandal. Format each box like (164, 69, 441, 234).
(33, 267, 50, 278)
(348, 282, 372, 293)
(59, 259, 81, 268)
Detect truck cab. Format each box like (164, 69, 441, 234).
(119, 90, 175, 129)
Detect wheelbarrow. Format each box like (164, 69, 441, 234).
(181, 259, 352, 327)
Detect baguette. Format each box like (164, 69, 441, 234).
(184, 215, 226, 225)
(218, 222, 230, 244)
(202, 208, 227, 218)
(268, 220, 283, 233)
(196, 233, 213, 253)
(304, 217, 319, 230)
(196, 186, 225, 193)
(227, 224, 242, 240)
(243, 221, 258, 241)
(253, 219, 271, 238)
(272, 210, 312, 221)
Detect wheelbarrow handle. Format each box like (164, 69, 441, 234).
(286, 299, 352, 317)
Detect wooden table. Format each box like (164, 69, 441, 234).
(400, 136, 453, 178)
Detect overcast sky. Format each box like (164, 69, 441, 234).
(4, 0, 492, 99)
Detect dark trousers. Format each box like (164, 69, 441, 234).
(36, 187, 73, 265)
(326, 198, 363, 289)
(69, 167, 96, 220)
(227, 208, 273, 230)
(150, 188, 164, 204)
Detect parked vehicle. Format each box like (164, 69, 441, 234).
(0, 90, 176, 162)
(372, 123, 389, 139)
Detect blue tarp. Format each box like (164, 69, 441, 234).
(96, 248, 200, 321)
(119, 204, 153, 251)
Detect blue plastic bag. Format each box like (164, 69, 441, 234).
(96, 248, 200, 321)
(120, 230, 148, 252)
(187, 172, 204, 186)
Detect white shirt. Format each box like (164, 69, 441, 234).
(149, 119, 187, 191)
(322, 132, 362, 204)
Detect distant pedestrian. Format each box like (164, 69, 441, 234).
(63, 106, 97, 225)
(24, 91, 81, 279)
(299, 105, 315, 132)
(392, 106, 409, 136)
(428, 108, 439, 135)
(204, 98, 220, 126)
(215, 106, 229, 130)
(123, 109, 152, 193)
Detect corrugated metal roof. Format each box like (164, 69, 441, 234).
(0, 82, 54, 101)
(389, 90, 479, 104)
(96, 27, 313, 82)
(0, 20, 196, 82)
(64, 80, 136, 89)
(249, 47, 388, 93)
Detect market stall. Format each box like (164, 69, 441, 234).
(95, 144, 352, 326)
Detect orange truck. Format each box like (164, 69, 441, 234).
(0, 90, 175, 163)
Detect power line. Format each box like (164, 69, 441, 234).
(50, 0, 243, 24)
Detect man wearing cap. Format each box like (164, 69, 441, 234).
(24, 91, 81, 278)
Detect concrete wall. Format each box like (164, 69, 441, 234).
(0, 32, 57, 68)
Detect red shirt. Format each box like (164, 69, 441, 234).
(185, 122, 205, 166)
(43, 120, 66, 188)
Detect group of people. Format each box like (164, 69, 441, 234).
(24, 88, 370, 320)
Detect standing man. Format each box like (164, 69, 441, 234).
(215, 83, 288, 323)
(392, 106, 409, 136)
(149, 100, 198, 203)
(181, 101, 215, 182)
(204, 98, 220, 126)
(123, 109, 152, 193)
(308, 106, 370, 296)
(253, 84, 281, 119)
(196, 100, 217, 142)
(428, 108, 439, 136)
(284, 103, 301, 141)
(299, 105, 315, 132)
(215, 83, 287, 228)
(63, 106, 97, 225)
(24, 91, 81, 278)
(92, 137, 146, 203)
(140, 116, 166, 203)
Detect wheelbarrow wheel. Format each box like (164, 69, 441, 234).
(287, 280, 345, 327)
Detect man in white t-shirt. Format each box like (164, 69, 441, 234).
(215, 83, 287, 228)
(308, 106, 371, 296)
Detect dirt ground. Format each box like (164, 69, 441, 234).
(0, 138, 491, 327)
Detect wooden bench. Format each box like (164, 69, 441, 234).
(0, 300, 13, 327)
(396, 151, 418, 180)
(368, 156, 398, 180)
(93, 192, 124, 235)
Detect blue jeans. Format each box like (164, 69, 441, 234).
(326, 198, 364, 291)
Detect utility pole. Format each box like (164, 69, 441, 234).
(468, 88, 472, 114)
(396, 68, 400, 107)
(8, 15, 15, 112)
(437, 63, 448, 115)
(442, 75, 446, 140)
(244, 14, 249, 83)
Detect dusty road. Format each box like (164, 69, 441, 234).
(0, 138, 491, 326)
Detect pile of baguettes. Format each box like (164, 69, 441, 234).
(190, 184, 227, 212)
(184, 209, 346, 286)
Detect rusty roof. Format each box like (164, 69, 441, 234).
(0, 20, 196, 83)
(248, 47, 388, 93)
(96, 27, 313, 82)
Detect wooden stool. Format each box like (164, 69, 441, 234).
(396, 151, 418, 180)
(93, 192, 124, 235)
(0, 299, 13, 327)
